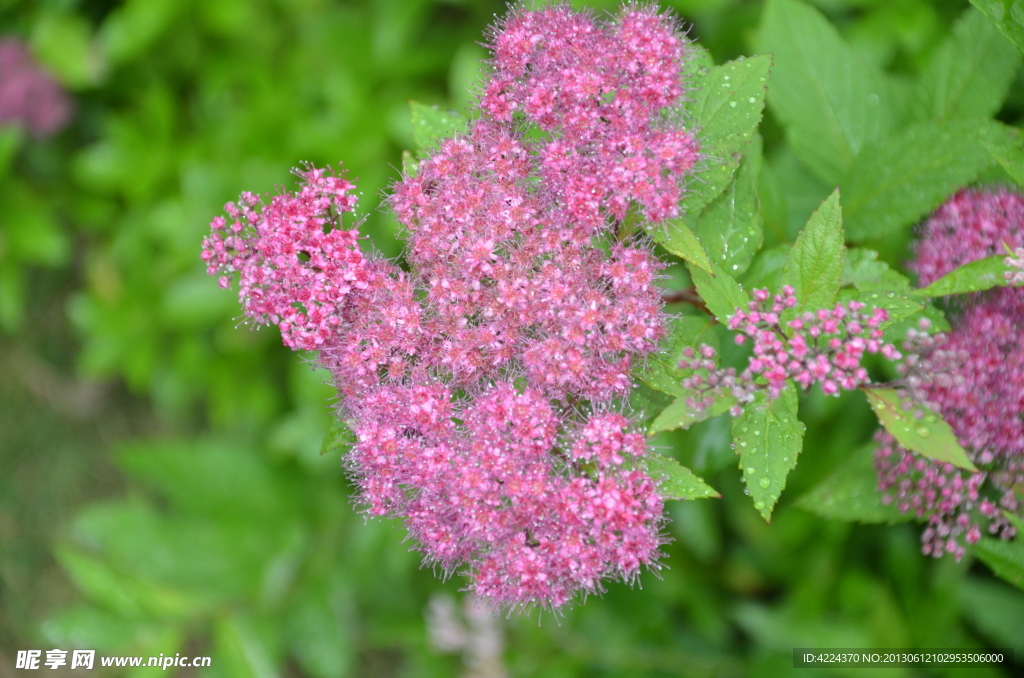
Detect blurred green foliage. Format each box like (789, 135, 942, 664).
(2, 0, 1024, 676)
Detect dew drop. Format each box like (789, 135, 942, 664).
(759, 477, 771, 489)
(746, 466, 755, 474)
(743, 487, 750, 495)
(925, 414, 938, 423)
(916, 426, 931, 438)
(754, 501, 765, 510)
(730, 101, 737, 107)
(748, 97, 756, 103)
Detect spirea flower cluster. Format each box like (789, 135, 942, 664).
(0, 37, 71, 137)
(203, 4, 700, 609)
(875, 188, 1024, 559)
(680, 286, 899, 413)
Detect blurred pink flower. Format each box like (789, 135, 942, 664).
(0, 37, 72, 137)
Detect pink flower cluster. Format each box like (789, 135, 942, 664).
(679, 286, 898, 413)
(204, 4, 699, 608)
(480, 5, 698, 226)
(201, 166, 369, 351)
(876, 189, 1024, 559)
(0, 37, 71, 137)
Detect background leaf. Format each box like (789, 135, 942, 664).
(758, 0, 894, 185)
(971, 0, 1024, 54)
(911, 7, 1021, 124)
(731, 383, 805, 522)
(984, 129, 1024, 187)
(972, 514, 1024, 591)
(796, 443, 913, 524)
(409, 101, 468, 156)
(843, 119, 1003, 242)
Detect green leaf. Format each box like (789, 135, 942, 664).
(841, 248, 911, 292)
(741, 243, 790, 292)
(117, 440, 295, 521)
(779, 189, 844, 316)
(758, 0, 894, 185)
(984, 127, 1024, 187)
(843, 119, 1003, 242)
(971, 0, 1024, 54)
(54, 545, 203, 620)
(862, 387, 977, 471)
(286, 578, 355, 678)
(691, 263, 751, 324)
(30, 12, 103, 88)
(795, 443, 913, 524)
(695, 134, 764, 278)
(636, 315, 719, 397)
(643, 454, 720, 501)
(650, 218, 714, 274)
(972, 513, 1024, 591)
(214, 615, 279, 678)
(682, 54, 771, 214)
(847, 290, 925, 329)
(913, 255, 1016, 297)
(409, 101, 468, 156)
(649, 391, 737, 435)
(912, 7, 1021, 124)
(321, 417, 356, 457)
(732, 383, 805, 522)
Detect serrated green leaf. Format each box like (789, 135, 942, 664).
(636, 315, 719, 397)
(650, 218, 714, 273)
(695, 135, 764, 278)
(780, 189, 844, 316)
(409, 101, 468, 156)
(972, 513, 1024, 591)
(971, 0, 1024, 54)
(844, 119, 1005, 242)
(862, 387, 977, 471)
(682, 54, 771, 214)
(984, 128, 1024, 187)
(795, 443, 913, 524)
(321, 418, 356, 457)
(758, 0, 894, 185)
(913, 255, 1016, 298)
(649, 391, 736, 435)
(643, 454, 720, 501)
(852, 291, 925, 328)
(732, 383, 805, 522)
(911, 7, 1021, 124)
(691, 263, 751, 324)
